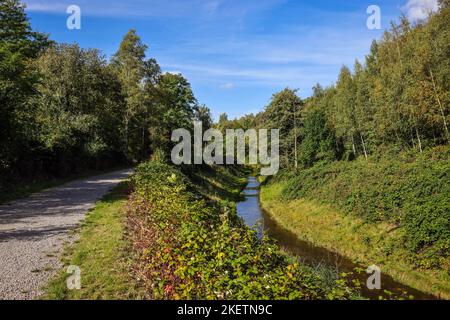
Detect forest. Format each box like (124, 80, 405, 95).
(219, 3, 449, 168)
(0, 0, 213, 193)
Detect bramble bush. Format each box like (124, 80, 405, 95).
(127, 161, 355, 299)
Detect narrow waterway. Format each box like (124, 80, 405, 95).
(236, 177, 436, 300)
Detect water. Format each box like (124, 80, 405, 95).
(236, 176, 436, 300)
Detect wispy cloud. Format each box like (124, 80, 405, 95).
(219, 83, 235, 90)
(24, 0, 200, 16)
(23, 0, 283, 18)
(24, 0, 411, 114)
(158, 21, 377, 90)
(160, 62, 341, 89)
(402, 0, 439, 21)
(204, 0, 222, 16)
(24, 0, 67, 12)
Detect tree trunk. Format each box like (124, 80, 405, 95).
(293, 105, 298, 170)
(360, 132, 368, 159)
(285, 147, 289, 169)
(351, 134, 356, 156)
(429, 68, 449, 144)
(141, 126, 145, 161)
(395, 131, 401, 145)
(125, 115, 129, 158)
(415, 124, 423, 153)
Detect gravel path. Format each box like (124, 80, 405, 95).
(0, 168, 133, 300)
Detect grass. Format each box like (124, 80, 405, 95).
(260, 181, 450, 299)
(185, 165, 249, 202)
(42, 165, 248, 300)
(43, 180, 143, 300)
(278, 147, 449, 269)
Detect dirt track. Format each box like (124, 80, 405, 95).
(0, 169, 133, 300)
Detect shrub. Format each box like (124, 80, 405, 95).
(127, 161, 354, 299)
(276, 146, 450, 269)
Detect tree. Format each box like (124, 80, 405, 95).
(334, 66, 358, 158)
(261, 88, 302, 169)
(196, 105, 213, 131)
(217, 113, 229, 132)
(312, 83, 325, 98)
(0, 0, 50, 186)
(0, 0, 50, 56)
(354, 60, 372, 158)
(32, 44, 125, 173)
(152, 73, 197, 153)
(111, 29, 149, 161)
(300, 109, 338, 167)
(422, 5, 450, 144)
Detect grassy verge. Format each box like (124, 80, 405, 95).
(43, 181, 143, 300)
(278, 147, 449, 270)
(260, 181, 450, 299)
(185, 165, 249, 202)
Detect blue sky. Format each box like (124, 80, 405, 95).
(23, 0, 438, 119)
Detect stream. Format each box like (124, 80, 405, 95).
(236, 177, 436, 300)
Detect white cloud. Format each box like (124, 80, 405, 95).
(403, 0, 439, 21)
(23, 0, 215, 16)
(24, 0, 67, 12)
(219, 83, 235, 90)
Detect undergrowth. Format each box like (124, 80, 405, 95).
(126, 160, 357, 300)
(270, 146, 449, 270)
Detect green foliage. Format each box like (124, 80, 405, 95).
(228, 6, 450, 277)
(0, 0, 51, 188)
(33, 45, 124, 158)
(196, 105, 213, 131)
(111, 29, 158, 161)
(299, 109, 338, 167)
(261, 88, 302, 169)
(0, 0, 51, 56)
(151, 72, 198, 152)
(150, 148, 168, 164)
(403, 195, 450, 268)
(276, 146, 450, 269)
(0, 2, 211, 191)
(249, 6, 450, 171)
(127, 161, 354, 299)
